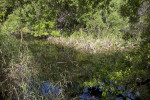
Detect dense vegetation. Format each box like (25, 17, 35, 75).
(0, 0, 150, 99)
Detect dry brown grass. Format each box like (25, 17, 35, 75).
(47, 35, 136, 54)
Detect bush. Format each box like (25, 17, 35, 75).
(0, 32, 20, 99)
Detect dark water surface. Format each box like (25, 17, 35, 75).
(39, 82, 136, 100)
(26, 40, 140, 100)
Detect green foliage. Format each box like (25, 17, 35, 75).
(120, 0, 141, 23)
(0, 0, 132, 37)
(0, 32, 20, 99)
(50, 30, 61, 37)
(31, 20, 56, 37)
(0, 0, 8, 22)
(0, 33, 20, 66)
(2, 10, 21, 34)
(76, 0, 129, 36)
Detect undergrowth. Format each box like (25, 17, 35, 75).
(0, 25, 144, 99)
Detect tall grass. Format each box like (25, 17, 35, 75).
(48, 31, 137, 54)
(0, 32, 39, 99)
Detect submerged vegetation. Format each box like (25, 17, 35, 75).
(0, 0, 150, 100)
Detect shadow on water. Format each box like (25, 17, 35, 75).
(25, 38, 139, 99)
(38, 82, 135, 100)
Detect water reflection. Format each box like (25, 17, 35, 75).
(39, 82, 136, 100)
(39, 82, 63, 98)
(79, 86, 102, 100)
(27, 40, 139, 100)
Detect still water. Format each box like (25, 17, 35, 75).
(38, 82, 135, 100)
(25, 40, 140, 100)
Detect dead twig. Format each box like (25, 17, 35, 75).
(14, 86, 19, 100)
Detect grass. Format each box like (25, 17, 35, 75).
(48, 33, 137, 54)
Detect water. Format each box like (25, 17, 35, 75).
(39, 82, 135, 100)
(39, 82, 62, 98)
(79, 86, 102, 100)
(26, 40, 139, 99)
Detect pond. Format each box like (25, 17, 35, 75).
(37, 81, 136, 100)
(23, 40, 140, 99)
